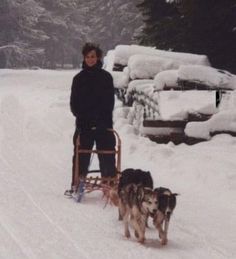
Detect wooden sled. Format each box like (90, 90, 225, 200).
(72, 128, 121, 203)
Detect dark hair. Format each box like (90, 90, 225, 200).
(82, 43, 103, 59)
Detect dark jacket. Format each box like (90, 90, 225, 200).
(70, 61, 115, 130)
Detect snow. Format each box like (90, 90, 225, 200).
(105, 46, 236, 92)
(185, 110, 236, 139)
(154, 70, 179, 90)
(0, 69, 236, 259)
(113, 44, 210, 66)
(103, 50, 115, 72)
(178, 65, 236, 90)
(127, 79, 155, 95)
(110, 70, 129, 89)
(157, 91, 217, 120)
(128, 54, 182, 80)
(126, 80, 217, 120)
(126, 64, 236, 91)
(185, 91, 236, 139)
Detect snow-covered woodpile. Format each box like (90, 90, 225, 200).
(104, 44, 236, 144)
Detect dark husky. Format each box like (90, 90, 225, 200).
(119, 184, 158, 243)
(118, 168, 154, 193)
(153, 187, 178, 245)
(108, 168, 154, 213)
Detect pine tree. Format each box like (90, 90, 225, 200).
(0, 0, 142, 68)
(0, 0, 47, 68)
(177, 0, 236, 72)
(75, 0, 142, 54)
(136, 0, 185, 50)
(137, 0, 236, 72)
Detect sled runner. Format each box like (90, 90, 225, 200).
(71, 128, 121, 202)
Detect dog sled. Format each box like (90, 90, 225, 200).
(70, 128, 121, 202)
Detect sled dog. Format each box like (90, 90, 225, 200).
(108, 168, 154, 210)
(153, 187, 178, 245)
(118, 168, 153, 193)
(119, 184, 158, 243)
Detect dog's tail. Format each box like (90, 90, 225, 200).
(103, 185, 119, 208)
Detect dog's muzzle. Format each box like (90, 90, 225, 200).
(149, 209, 157, 217)
(166, 211, 171, 220)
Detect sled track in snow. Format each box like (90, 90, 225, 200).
(0, 156, 91, 259)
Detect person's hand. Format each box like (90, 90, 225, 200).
(96, 122, 107, 132)
(76, 127, 82, 134)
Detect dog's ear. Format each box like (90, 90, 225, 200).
(153, 188, 158, 194)
(137, 186, 144, 201)
(131, 183, 138, 192)
(173, 193, 179, 196)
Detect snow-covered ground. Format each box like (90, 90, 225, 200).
(0, 69, 236, 259)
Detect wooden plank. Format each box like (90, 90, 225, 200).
(143, 112, 212, 128)
(176, 80, 233, 91)
(143, 120, 187, 128)
(187, 113, 212, 121)
(210, 131, 236, 137)
(147, 133, 208, 145)
(113, 63, 125, 71)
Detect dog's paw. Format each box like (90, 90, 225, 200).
(159, 231, 165, 239)
(160, 238, 168, 245)
(138, 237, 145, 244)
(125, 230, 131, 238)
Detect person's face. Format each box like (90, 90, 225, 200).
(84, 50, 99, 67)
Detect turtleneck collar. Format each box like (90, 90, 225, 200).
(82, 60, 103, 71)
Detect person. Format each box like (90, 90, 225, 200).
(65, 43, 116, 197)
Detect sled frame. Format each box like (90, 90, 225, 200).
(72, 128, 121, 194)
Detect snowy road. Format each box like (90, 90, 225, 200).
(0, 70, 235, 259)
